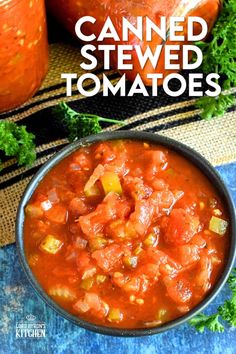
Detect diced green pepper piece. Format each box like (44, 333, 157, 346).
(156, 309, 167, 321)
(90, 237, 107, 251)
(84, 184, 100, 198)
(107, 308, 123, 322)
(10, 53, 21, 65)
(123, 256, 138, 268)
(96, 275, 107, 284)
(25, 204, 43, 218)
(100, 172, 122, 195)
(209, 216, 228, 236)
(134, 245, 143, 255)
(112, 140, 125, 151)
(39, 235, 63, 254)
(144, 233, 157, 247)
(48, 285, 76, 301)
(166, 168, 175, 175)
(80, 277, 94, 290)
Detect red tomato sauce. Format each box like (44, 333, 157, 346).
(0, 0, 48, 113)
(24, 140, 229, 328)
(47, 0, 220, 85)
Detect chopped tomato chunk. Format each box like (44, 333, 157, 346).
(45, 204, 68, 224)
(173, 245, 200, 267)
(94, 143, 116, 163)
(69, 197, 89, 216)
(92, 244, 124, 272)
(163, 276, 192, 304)
(194, 253, 212, 294)
(74, 293, 109, 318)
(127, 199, 155, 236)
(79, 193, 131, 237)
(162, 208, 200, 245)
(144, 150, 167, 177)
(76, 251, 91, 271)
(73, 151, 92, 170)
(123, 176, 153, 200)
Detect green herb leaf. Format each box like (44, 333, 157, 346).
(0, 120, 36, 170)
(53, 102, 124, 142)
(227, 268, 236, 294)
(189, 268, 236, 332)
(189, 313, 224, 333)
(194, 0, 236, 119)
(218, 299, 236, 327)
(196, 94, 235, 120)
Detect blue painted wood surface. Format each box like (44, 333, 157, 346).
(1, 163, 236, 354)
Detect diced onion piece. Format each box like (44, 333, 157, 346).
(107, 308, 123, 322)
(75, 237, 88, 249)
(80, 277, 94, 290)
(48, 285, 76, 301)
(102, 301, 110, 316)
(143, 320, 162, 328)
(213, 209, 222, 216)
(47, 188, 59, 203)
(73, 300, 90, 313)
(209, 216, 228, 236)
(129, 295, 136, 302)
(100, 172, 122, 195)
(25, 204, 43, 218)
(177, 305, 190, 314)
(84, 164, 104, 196)
(65, 250, 77, 262)
(136, 298, 144, 305)
(39, 235, 63, 254)
(211, 255, 221, 265)
(113, 272, 123, 278)
(143, 142, 150, 149)
(41, 200, 52, 211)
(82, 267, 97, 280)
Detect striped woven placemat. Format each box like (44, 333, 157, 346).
(0, 42, 236, 247)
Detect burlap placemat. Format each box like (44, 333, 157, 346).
(0, 42, 236, 247)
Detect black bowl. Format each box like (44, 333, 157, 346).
(16, 131, 236, 336)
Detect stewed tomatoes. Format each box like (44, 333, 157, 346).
(24, 139, 229, 328)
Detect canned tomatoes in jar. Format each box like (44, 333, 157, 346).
(0, 0, 48, 113)
(46, 0, 221, 85)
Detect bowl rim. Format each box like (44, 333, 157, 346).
(16, 130, 236, 337)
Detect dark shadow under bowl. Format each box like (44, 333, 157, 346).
(16, 131, 236, 336)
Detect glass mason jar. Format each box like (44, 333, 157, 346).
(0, 0, 48, 113)
(47, 0, 221, 85)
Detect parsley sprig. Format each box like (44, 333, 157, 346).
(194, 0, 236, 119)
(0, 120, 36, 169)
(189, 268, 236, 332)
(53, 102, 124, 142)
